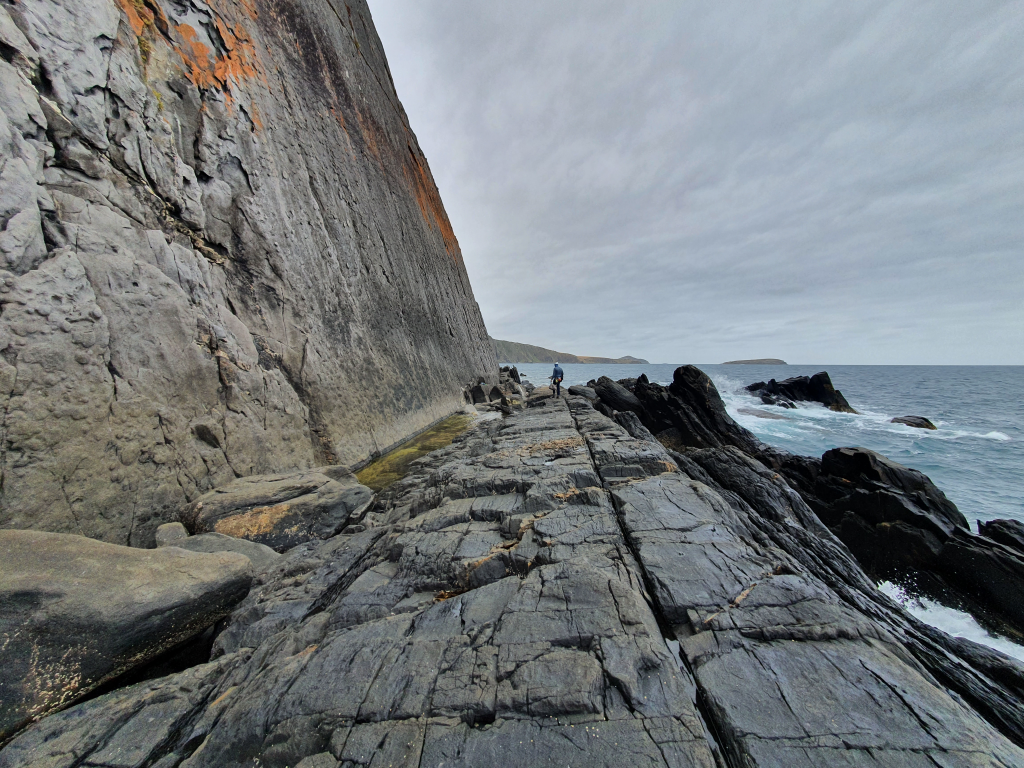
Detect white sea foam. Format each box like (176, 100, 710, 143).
(878, 581, 1024, 663)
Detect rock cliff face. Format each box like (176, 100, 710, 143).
(0, 0, 495, 546)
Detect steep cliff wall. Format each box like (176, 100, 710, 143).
(0, 0, 496, 545)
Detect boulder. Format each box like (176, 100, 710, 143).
(746, 371, 857, 413)
(160, 532, 282, 572)
(979, 519, 1024, 555)
(592, 376, 644, 415)
(892, 415, 937, 430)
(567, 385, 597, 401)
(155, 522, 188, 547)
(499, 365, 521, 384)
(182, 470, 374, 552)
(0, 530, 252, 743)
(470, 384, 488, 404)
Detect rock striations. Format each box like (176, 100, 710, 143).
(0, 0, 495, 547)
(3, 0, 1024, 765)
(4, 379, 1024, 765)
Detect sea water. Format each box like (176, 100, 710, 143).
(514, 362, 1024, 658)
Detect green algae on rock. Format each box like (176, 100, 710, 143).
(357, 413, 475, 491)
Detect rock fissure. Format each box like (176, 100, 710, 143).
(568, 401, 735, 767)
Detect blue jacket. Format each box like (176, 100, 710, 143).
(552, 365, 563, 381)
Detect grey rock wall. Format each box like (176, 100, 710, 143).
(0, 0, 495, 545)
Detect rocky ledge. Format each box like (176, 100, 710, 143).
(4, 369, 1024, 766)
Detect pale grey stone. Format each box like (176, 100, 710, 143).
(155, 521, 188, 546)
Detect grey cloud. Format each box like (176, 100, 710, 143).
(368, 0, 1024, 364)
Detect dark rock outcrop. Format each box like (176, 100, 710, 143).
(499, 365, 521, 384)
(0, 529, 252, 743)
(746, 371, 858, 412)
(567, 384, 597, 400)
(0, 0, 495, 547)
(592, 375, 644, 416)
(183, 470, 373, 552)
(5, 396, 1023, 765)
(623, 368, 1024, 641)
(892, 415, 937, 429)
(631, 365, 761, 453)
(980, 519, 1024, 555)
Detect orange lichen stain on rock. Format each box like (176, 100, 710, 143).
(173, 16, 264, 105)
(213, 503, 293, 538)
(354, 107, 381, 162)
(237, 0, 259, 20)
(248, 103, 263, 131)
(403, 144, 461, 259)
(115, 0, 150, 36)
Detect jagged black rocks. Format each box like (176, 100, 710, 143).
(745, 371, 858, 412)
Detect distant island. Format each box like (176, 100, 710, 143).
(492, 338, 648, 365)
(722, 358, 787, 365)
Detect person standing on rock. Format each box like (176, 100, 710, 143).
(550, 362, 564, 398)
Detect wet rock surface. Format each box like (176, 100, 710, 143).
(891, 415, 937, 430)
(5, 394, 1024, 765)
(980, 519, 1024, 556)
(0, 0, 495, 547)
(0, 529, 252, 743)
(745, 371, 858, 413)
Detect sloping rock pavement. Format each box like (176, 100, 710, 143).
(0, 530, 253, 744)
(3, 399, 1024, 766)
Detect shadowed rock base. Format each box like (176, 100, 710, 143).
(3, 397, 1022, 766)
(0, 530, 253, 744)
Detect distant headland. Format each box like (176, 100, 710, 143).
(492, 338, 648, 365)
(722, 358, 787, 365)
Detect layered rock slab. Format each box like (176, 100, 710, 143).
(0, 529, 252, 743)
(4, 399, 1023, 766)
(183, 469, 373, 552)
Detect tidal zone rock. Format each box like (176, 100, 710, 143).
(746, 371, 858, 412)
(979, 519, 1024, 555)
(183, 470, 373, 552)
(624, 366, 1024, 642)
(891, 415, 937, 429)
(4, 396, 1023, 765)
(0, 530, 252, 743)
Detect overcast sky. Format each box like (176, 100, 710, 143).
(367, 1, 1023, 364)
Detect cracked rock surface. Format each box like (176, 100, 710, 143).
(0, 0, 494, 547)
(4, 397, 1022, 766)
